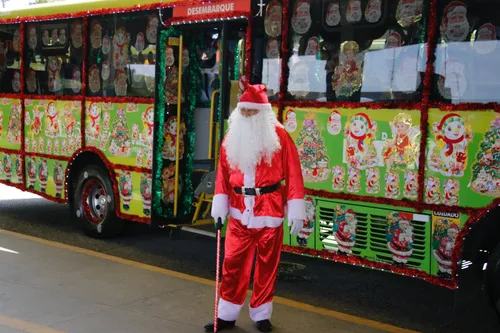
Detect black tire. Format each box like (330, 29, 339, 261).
(486, 243, 500, 321)
(71, 165, 123, 238)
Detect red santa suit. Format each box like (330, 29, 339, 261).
(210, 84, 305, 327)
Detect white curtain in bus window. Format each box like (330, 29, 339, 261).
(24, 20, 83, 96)
(86, 12, 157, 98)
(286, 0, 427, 102)
(0, 24, 21, 94)
(433, 0, 500, 104)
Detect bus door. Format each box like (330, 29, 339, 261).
(152, 14, 248, 228)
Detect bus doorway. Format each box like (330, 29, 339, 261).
(152, 19, 247, 232)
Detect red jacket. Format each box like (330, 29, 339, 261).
(212, 125, 306, 228)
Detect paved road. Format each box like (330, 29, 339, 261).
(0, 185, 499, 333)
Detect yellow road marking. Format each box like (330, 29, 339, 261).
(0, 315, 67, 333)
(0, 229, 420, 333)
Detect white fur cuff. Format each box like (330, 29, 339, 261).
(211, 194, 229, 221)
(287, 198, 306, 221)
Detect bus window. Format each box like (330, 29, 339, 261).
(0, 24, 21, 94)
(86, 12, 158, 98)
(286, 0, 427, 103)
(24, 20, 83, 96)
(432, 0, 500, 104)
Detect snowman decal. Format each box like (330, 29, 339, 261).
(142, 106, 154, 146)
(365, 167, 380, 194)
(284, 109, 297, 133)
(86, 102, 101, 141)
(27, 157, 37, 189)
(3, 154, 12, 182)
(113, 27, 130, 70)
(38, 159, 48, 193)
(425, 176, 441, 204)
(54, 162, 64, 198)
(403, 170, 418, 199)
(140, 174, 152, 216)
(334, 208, 358, 255)
(443, 178, 460, 206)
(327, 110, 341, 135)
(162, 116, 186, 161)
(332, 165, 345, 191)
(45, 102, 59, 138)
(297, 196, 315, 247)
(385, 171, 400, 199)
(428, 113, 473, 177)
(47, 56, 62, 92)
(118, 171, 133, 211)
(344, 113, 378, 170)
(387, 212, 414, 265)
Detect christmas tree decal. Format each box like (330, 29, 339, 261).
(296, 113, 330, 182)
(470, 116, 500, 196)
(108, 108, 132, 157)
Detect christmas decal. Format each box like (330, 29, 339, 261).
(386, 212, 414, 265)
(42, 30, 50, 46)
(327, 110, 342, 135)
(45, 102, 60, 138)
(13, 28, 20, 53)
(470, 116, 500, 197)
(325, 2, 340, 27)
(264, 0, 282, 38)
(109, 108, 132, 157)
(90, 21, 102, 49)
(364, 0, 382, 23)
(86, 102, 101, 141)
(346, 0, 362, 24)
(382, 113, 420, 172)
(71, 21, 83, 49)
(102, 36, 110, 55)
(28, 25, 37, 50)
(71, 68, 82, 93)
(474, 23, 497, 55)
(346, 167, 361, 193)
(88, 65, 101, 93)
(332, 165, 345, 191)
(135, 32, 145, 53)
(288, 61, 310, 98)
(393, 54, 422, 94)
(140, 174, 152, 216)
(344, 112, 378, 170)
(165, 46, 175, 67)
(54, 162, 64, 198)
(164, 65, 183, 104)
(440, 1, 470, 43)
(162, 116, 186, 161)
(332, 41, 364, 98)
(425, 176, 441, 204)
(403, 170, 418, 199)
(161, 164, 180, 204)
(432, 212, 460, 278)
(1, 153, 12, 183)
(38, 159, 48, 193)
(428, 113, 473, 177)
(437, 59, 467, 100)
(443, 178, 460, 206)
(296, 196, 315, 246)
(266, 38, 280, 59)
(291, 0, 311, 35)
(101, 61, 110, 81)
(12, 71, 20, 93)
(113, 27, 130, 69)
(146, 14, 159, 44)
(296, 114, 330, 182)
(182, 47, 190, 70)
(395, 0, 423, 28)
(385, 31, 402, 49)
(114, 69, 128, 97)
(305, 37, 320, 57)
(0, 100, 22, 149)
(365, 167, 380, 194)
(118, 170, 133, 211)
(27, 156, 37, 189)
(385, 171, 400, 199)
(332, 205, 358, 255)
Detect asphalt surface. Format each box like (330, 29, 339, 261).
(0, 185, 499, 333)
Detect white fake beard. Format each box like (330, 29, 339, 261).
(444, 22, 470, 42)
(224, 107, 281, 171)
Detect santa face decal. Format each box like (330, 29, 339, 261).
(475, 23, 497, 54)
(265, 1, 282, 38)
(89, 66, 101, 93)
(146, 15, 159, 44)
(91, 21, 102, 49)
(266, 38, 280, 59)
(182, 48, 190, 68)
(28, 26, 37, 50)
(291, 0, 312, 35)
(346, 0, 362, 23)
(101, 61, 110, 81)
(42, 30, 50, 46)
(385, 32, 402, 49)
(27, 69, 37, 93)
(11, 71, 20, 93)
(305, 37, 319, 56)
(327, 111, 341, 135)
(114, 70, 128, 97)
(59, 29, 67, 45)
(165, 47, 175, 67)
(13, 28, 20, 52)
(71, 69, 82, 93)
(326, 2, 340, 27)
(440, 2, 470, 42)
(135, 32, 145, 53)
(72, 22, 83, 49)
(284, 110, 297, 133)
(102, 36, 110, 55)
(365, 0, 382, 23)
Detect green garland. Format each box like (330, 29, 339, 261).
(233, 40, 241, 81)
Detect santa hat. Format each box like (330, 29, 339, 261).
(329, 110, 340, 121)
(398, 212, 413, 221)
(266, 0, 281, 14)
(352, 113, 373, 128)
(294, 0, 310, 16)
(445, 1, 467, 18)
(437, 113, 463, 131)
(346, 209, 355, 215)
(73, 67, 81, 77)
(286, 109, 296, 119)
(237, 84, 272, 111)
(448, 223, 460, 234)
(478, 23, 496, 39)
(305, 196, 314, 204)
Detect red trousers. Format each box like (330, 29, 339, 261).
(217, 217, 283, 322)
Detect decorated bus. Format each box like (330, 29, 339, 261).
(0, 0, 498, 318)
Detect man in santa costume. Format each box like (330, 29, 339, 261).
(204, 84, 306, 332)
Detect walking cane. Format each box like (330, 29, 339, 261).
(213, 217, 223, 332)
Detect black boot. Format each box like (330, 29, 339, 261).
(203, 318, 235, 332)
(256, 319, 272, 332)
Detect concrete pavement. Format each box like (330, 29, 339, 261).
(0, 230, 414, 333)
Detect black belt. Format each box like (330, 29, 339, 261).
(234, 182, 281, 196)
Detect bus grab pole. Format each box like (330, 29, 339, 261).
(173, 34, 183, 217)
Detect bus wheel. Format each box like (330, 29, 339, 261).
(72, 165, 123, 238)
(486, 243, 500, 320)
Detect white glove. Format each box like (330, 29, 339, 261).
(289, 219, 303, 235)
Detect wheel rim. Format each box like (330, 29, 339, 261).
(81, 179, 108, 224)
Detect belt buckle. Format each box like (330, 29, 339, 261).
(241, 186, 247, 197)
(255, 188, 261, 196)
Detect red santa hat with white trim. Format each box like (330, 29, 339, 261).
(443, 1, 467, 25)
(237, 83, 272, 111)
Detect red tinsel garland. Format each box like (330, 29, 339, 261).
(24, 94, 83, 101)
(0, 147, 20, 155)
(244, 14, 252, 81)
(0, 93, 23, 99)
(25, 152, 71, 162)
(86, 96, 155, 105)
(430, 102, 500, 112)
(113, 163, 153, 174)
(281, 245, 457, 290)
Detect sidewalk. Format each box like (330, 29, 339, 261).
(0, 230, 409, 333)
